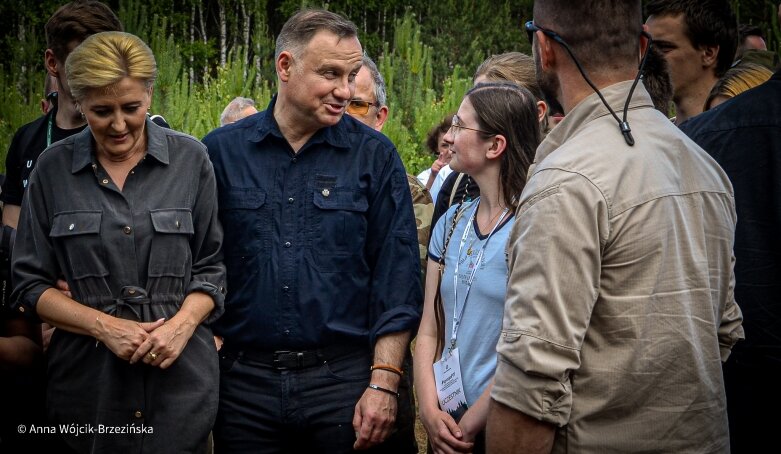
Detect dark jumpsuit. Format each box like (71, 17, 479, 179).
(11, 120, 226, 453)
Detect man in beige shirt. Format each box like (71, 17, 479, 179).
(486, 1, 744, 453)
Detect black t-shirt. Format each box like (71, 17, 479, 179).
(1, 105, 86, 207)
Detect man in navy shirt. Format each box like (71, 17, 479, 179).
(680, 64, 781, 454)
(203, 9, 421, 453)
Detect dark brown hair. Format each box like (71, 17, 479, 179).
(45, 0, 123, 64)
(534, 0, 643, 74)
(467, 82, 540, 210)
(425, 114, 454, 155)
(646, 0, 738, 77)
(275, 9, 358, 60)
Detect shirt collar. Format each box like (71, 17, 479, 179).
(534, 80, 654, 166)
(248, 94, 352, 151)
(71, 117, 169, 173)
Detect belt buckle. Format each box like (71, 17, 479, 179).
(273, 350, 304, 369)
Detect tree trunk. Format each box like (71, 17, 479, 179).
(198, 2, 208, 77)
(219, 0, 227, 67)
(189, 4, 195, 86)
(240, 0, 250, 78)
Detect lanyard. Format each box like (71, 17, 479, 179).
(46, 114, 53, 147)
(450, 198, 509, 351)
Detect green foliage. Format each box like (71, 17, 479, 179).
(2, 0, 780, 175)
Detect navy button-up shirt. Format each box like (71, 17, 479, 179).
(203, 97, 421, 350)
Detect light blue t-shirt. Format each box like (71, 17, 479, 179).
(428, 198, 514, 406)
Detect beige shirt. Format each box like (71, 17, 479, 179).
(492, 81, 744, 453)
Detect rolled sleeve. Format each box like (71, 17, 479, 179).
(187, 154, 226, 325)
(365, 148, 422, 345)
(492, 171, 607, 427)
(10, 173, 56, 320)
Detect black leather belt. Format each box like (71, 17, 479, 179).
(227, 343, 361, 370)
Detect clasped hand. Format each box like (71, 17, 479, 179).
(96, 314, 194, 369)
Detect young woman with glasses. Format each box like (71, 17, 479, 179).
(414, 82, 541, 454)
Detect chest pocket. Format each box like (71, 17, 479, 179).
(310, 187, 369, 257)
(50, 211, 108, 279)
(219, 188, 269, 260)
(148, 209, 194, 277)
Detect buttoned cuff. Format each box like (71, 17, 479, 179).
(185, 280, 226, 325)
(11, 283, 50, 323)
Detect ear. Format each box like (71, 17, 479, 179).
(701, 44, 719, 69)
(147, 86, 154, 105)
(640, 24, 651, 62)
(537, 32, 557, 71)
(374, 106, 389, 131)
(536, 100, 548, 124)
(486, 134, 507, 160)
(44, 49, 59, 78)
(277, 51, 294, 82)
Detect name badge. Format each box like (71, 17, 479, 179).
(432, 347, 468, 422)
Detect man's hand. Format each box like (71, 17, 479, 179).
(352, 386, 397, 450)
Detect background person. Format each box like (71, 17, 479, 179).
(203, 9, 421, 453)
(344, 53, 426, 454)
(417, 116, 454, 203)
(704, 61, 773, 110)
(11, 31, 226, 453)
(679, 8, 781, 448)
(414, 82, 540, 454)
(487, 1, 743, 452)
(645, 0, 738, 125)
(220, 96, 258, 126)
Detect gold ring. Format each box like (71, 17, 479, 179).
(148, 352, 158, 361)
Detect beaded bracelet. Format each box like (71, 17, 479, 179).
(370, 364, 404, 376)
(368, 383, 400, 399)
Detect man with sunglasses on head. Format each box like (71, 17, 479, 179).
(486, 1, 743, 453)
(203, 9, 421, 453)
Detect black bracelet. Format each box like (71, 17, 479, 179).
(368, 383, 399, 399)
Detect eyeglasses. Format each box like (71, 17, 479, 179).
(449, 115, 492, 136)
(346, 99, 375, 115)
(525, 21, 567, 46)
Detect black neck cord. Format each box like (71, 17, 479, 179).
(554, 33, 653, 146)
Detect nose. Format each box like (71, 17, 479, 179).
(443, 128, 455, 144)
(111, 114, 126, 132)
(333, 76, 353, 102)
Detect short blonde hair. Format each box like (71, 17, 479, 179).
(705, 62, 773, 110)
(66, 31, 156, 101)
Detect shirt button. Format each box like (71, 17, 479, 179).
(291, 157, 297, 163)
(134, 410, 143, 419)
(175, 220, 180, 229)
(68, 223, 75, 231)
(123, 226, 132, 234)
(102, 179, 109, 184)
(288, 197, 294, 204)
(321, 188, 330, 197)
(284, 330, 290, 335)
(284, 241, 291, 248)
(282, 285, 289, 292)
(128, 289, 136, 295)
(18, 306, 25, 313)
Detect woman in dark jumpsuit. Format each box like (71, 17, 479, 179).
(11, 31, 225, 453)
